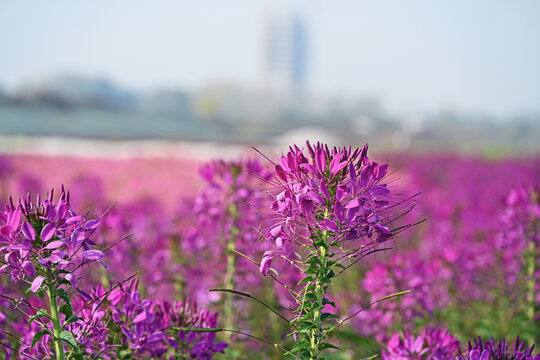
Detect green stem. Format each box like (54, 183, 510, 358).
(223, 204, 239, 344)
(46, 275, 65, 360)
(170, 234, 185, 298)
(525, 239, 537, 346)
(310, 241, 328, 360)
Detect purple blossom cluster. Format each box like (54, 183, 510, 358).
(0, 188, 104, 296)
(94, 280, 227, 359)
(382, 328, 460, 360)
(183, 158, 272, 303)
(352, 155, 539, 341)
(496, 186, 539, 299)
(458, 337, 540, 360)
(4, 282, 227, 359)
(260, 142, 395, 275)
(353, 256, 451, 340)
(95, 198, 181, 299)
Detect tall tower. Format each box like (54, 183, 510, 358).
(260, 11, 308, 95)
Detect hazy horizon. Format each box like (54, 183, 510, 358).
(2, 1, 540, 117)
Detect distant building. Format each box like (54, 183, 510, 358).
(259, 11, 308, 96)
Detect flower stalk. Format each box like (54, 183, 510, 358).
(46, 274, 65, 360)
(223, 203, 239, 343)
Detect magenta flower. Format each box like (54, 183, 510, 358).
(260, 141, 396, 274)
(94, 280, 227, 359)
(382, 328, 459, 360)
(0, 187, 105, 295)
(458, 336, 539, 360)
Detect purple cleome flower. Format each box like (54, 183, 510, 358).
(382, 328, 460, 360)
(458, 337, 539, 360)
(260, 141, 395, 275)
(0, 187, 105, 296)
(95, 279, 227, 359)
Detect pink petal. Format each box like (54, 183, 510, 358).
(40, 223, 56, 242)
(7, 209, 21, 231)
(323, 219, 338, 232)
(65, 216, 84, 224)
(82, 250, 104, 260)
(84, 220, 99, 230)
(64, 273, 77, 289)
(308, 191, 325, 204)
(71, 227, 85, 247)
(21, 221, 36, 241)
(270, 225, 281, 238)
(56, 200, 68, 219)
(30, 276, 45, 292)
(345, 199, 360, 209)
(329, 153, 345, 174)
(133, 311, 147, 323)
(44, 241, 63, 250)
(259, 256, 272, 276)
(22, 261, 36, 277)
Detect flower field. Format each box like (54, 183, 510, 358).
(0, 142, 538, 360)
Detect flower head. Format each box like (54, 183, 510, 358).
(382, 328, 459, 360)
(261, 141, 396, 274)
(0, 187, 105, 295)
(458, 336, 539, 360)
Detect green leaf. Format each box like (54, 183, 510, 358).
(305, 264, 319, 275)
(59, 304, 82, 323)
(66, 315, 83, 324)
(297, 321, 315, 334)
(321, 312, 341, 322)
(28, 308, 50, 326)
(289, 340, 310, 354)
(325, 269, 335, 278)
(297, 276, 314, 285)
(58, 278, 71, 286)
(322, 297, 336, 308)
(60, 330, 79, 351)
(319, 342, 342, 351)
(59, 304, 73, 318)
(31, 329, 50, 349)
(56, 288, 72, 307)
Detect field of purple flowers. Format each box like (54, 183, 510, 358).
(0, 142, 538, 360)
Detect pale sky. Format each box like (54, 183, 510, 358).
(1, 0, 539, 116)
